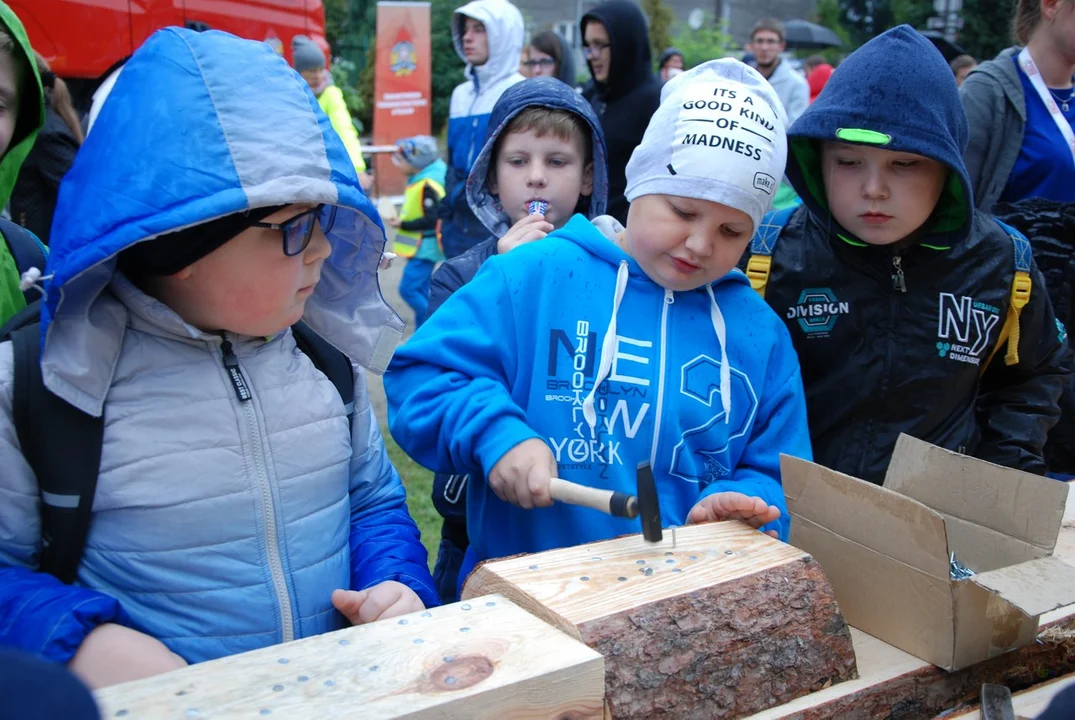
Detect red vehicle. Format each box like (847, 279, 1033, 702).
(12, 0, 329, 109)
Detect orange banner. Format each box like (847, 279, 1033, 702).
(372, 1, 432, 197)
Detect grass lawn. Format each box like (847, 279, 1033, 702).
(382, 425, 440, 570)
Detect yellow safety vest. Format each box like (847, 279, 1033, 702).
(393, 177, 445, 258)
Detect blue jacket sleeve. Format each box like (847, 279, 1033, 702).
(0, 567, 125, 664)
(385, 259, 542, 477)
(698, 336, 812, 542)
(347, 372, 438, 608)
(0, 342, 125, 663)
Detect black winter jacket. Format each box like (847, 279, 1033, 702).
(580, 1, 661, 225)
(761, 207, 1068, 483)
(10, 108, 78, 244)
(764, 26, 1070, 484)
(428, 237, 497, 318)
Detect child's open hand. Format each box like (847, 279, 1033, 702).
(488, 438, 557, 509)
(332, 581, 425, 625)
(498, 214, 554, 254)
(687, 492, 782, 538)
(68, 622, 187, 690)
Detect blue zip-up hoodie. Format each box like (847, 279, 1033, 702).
(386, 214, 811, 587)
(0, 28, 436, 665)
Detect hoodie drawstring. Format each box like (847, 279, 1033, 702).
(582, 264, 734, 436)
(19, 267, 53, 300)
(582, 261, 630, 435)
(705, 285, 732, 424)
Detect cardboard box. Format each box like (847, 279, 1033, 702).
(782, 434, 1075, 671)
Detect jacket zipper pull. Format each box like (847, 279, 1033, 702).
(891, 255, 907, 293)
(221, 339, 253, 402)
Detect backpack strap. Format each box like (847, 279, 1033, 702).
(5, 303, 104, 584)
(981, 219, 1033, 375)
(746, 206, 797, 299)
(0, 218, 47, 307)
(291, 322, 355, 420)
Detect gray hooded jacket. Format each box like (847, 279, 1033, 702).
(960, 47, 1027, 213)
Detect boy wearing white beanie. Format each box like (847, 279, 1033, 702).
(386, 59, 811, 590)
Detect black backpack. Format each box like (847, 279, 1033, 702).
(2, 217, 47, 307)
(1, 299, 355, 584)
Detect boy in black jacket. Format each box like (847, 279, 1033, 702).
(746, 26, 1070, 483)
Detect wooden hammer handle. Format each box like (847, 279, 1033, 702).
(549, 478, 639, 519)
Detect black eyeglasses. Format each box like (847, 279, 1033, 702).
(249, 204, 338, 256)
(582, 42, 610, 58)
(523, 58, 556, 68)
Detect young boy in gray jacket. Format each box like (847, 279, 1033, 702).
(0, 28, 436, 689)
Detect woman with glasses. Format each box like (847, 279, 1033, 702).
(580, 1, 662, 224)
(523, 31, 577, 87)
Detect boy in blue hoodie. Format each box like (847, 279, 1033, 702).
(386, 60, 811, 595)
(0, 29, 437, 688)
(743, 26, 1070, 483)
(423, 76, 609, 601)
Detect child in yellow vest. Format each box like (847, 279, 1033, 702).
(389, 136, 447, 328)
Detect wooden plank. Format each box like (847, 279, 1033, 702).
(745, 487, 1075, 720)
(946, 673, 1075, 718)
(94, 594, 605, 720)
(463, 520, 858, 719)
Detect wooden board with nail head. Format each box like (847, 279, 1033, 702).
(461, 520, 858, 719)
(93, 595, 605, 720)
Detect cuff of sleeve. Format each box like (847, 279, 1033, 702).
(359, 573, 440, 610)
(43, 595, 126, 665)
(474, 416, 543, 477)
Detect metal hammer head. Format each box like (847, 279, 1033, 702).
(635, 462, 662, 543)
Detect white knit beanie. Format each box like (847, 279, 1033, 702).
(625, 58, 789, 234)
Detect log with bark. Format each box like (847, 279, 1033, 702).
(462, 520, 858, 719)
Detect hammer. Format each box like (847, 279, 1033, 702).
(548, 461, 663, 543)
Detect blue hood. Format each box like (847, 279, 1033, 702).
(465, 77, 609, 237)
(785, 25, 973, 247)
(43, 28, 402, 416)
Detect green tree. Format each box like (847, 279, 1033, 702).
(671, 15, 736, 69)
(430, 0, 466, 135)
(889, 0, 934, 28)
(837, 0, 895, 46)
(960, 0, 1015, 61)
(322, 0, 350, 52)
(642, 0, 676, 63)
(812, 0, 854, 64)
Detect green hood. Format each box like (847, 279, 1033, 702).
(0, 0, 44, 207)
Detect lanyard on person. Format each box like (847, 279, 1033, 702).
(1018, 47, 1075, 167)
